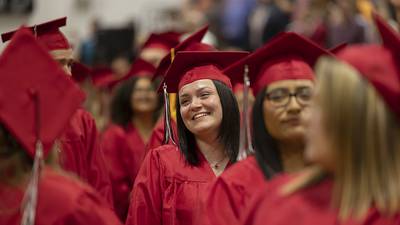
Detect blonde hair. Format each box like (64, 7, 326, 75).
(282, 56, 400, 220)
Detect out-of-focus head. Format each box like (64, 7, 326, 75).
(305, 13, 400, 220)
(224, 32, 331, 144)
(1, 17, 75, 76)
(139, 31, 181, 67)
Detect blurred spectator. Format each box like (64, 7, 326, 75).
(248, 0, 272, 50)
(309, 0, 370, 48)
(220, 0, 256, 50)
(79, 19, 99, 66)
(261, 0, 292, 44)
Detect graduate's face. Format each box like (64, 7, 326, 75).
(304, 91, 335, 171)
(179, 79, 223, 138)
(131, 77, 158, 114)
(50, 49, 74, 76)
(262, 79, 313, 143)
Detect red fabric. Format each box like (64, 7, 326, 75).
(154, 25, 212, 79)
(1, 17, 71, 51)
(337, 45, 400, 118)
(125, 144, 217, 225)
(254, 56, 314, 95)
(0, 27, 85, 158)
(336, 14, 400, 119)
(141, 32, 181, 52)
(205, 156, 266, 225)
(241, 175, 400, 225)
(101, 123, 147, 221)
(223, 32, 332, 96)
(178, 65, 233, 90)
(0, 167, 122, 225)
(59, 108, 113, 207)
(145, 116, 178, 152)
(162, 51, 248, 93)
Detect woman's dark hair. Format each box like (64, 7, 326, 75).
(176, 80, 240, 166)
(0, 124, 33, 182)
(0, 125, 29, 159)
(110, 76, 163, 128)
(252, 88, 283, 179)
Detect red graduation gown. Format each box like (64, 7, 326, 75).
(146, 116, 178, 152)
(241, 175, 400, 225)
(125, 144, 217, 225)
(0, 167, 122, 225)
(101, 123, 147, 221)
(59, 108, 113, 207)
(205, 155, 266, 225)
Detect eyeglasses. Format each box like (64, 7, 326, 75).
(265, 87, 313, 107)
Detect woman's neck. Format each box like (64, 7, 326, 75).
(196, 135, 228, 176)
(132, 113, 154, 143)
(279, 141, 306, 173)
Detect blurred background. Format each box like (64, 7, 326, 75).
(1, 0, 398, 62)
(1, 0, 398, 131)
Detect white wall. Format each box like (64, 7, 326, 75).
(0, 0, 184, 53)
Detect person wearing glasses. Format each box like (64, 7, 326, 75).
(204, 33, 333, 225)
(240, 14, 400, 225)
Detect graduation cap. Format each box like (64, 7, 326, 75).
(90, 67, 119, 89)
(223, 32, 333, 96)
(71, 62, 92, 83)
(373, 12, 400, 56)
(140, 31, 181, 52)
(161, 51, 249, 93)
(0, 27, 85, 158)
(154, 25, 216, 79)
(109, 58, 156, 88)
(125, 58, 156, 78)
(335, 13, 400, 118)
(1, 17, 71, 52)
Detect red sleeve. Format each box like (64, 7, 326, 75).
(125, 148, 163, 225)
(206, 177, 243, 225)
(80, 110, 114, 208)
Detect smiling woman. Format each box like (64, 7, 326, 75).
(177, 79, 240, 169)
(125, 51, 248, 225)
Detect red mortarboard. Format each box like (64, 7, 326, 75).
(224, 32, 333, 96)
(0, 27, 85, 158)
(161, 51, 249, 93)
(141, 31, 181, 52)
(125, 58, 156, 78)
(329, 43, 348, 54)
(1, 17, 70, 51)
(71, 62, 92, 83)
(154, 25, 216, 78)
(109, 58, 156, 87)
(91, 67, 119, 89)
(373, 13, 400, 55)
(336, 14, 400, 118)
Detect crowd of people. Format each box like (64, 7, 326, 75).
(1, 1, 400, 225)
